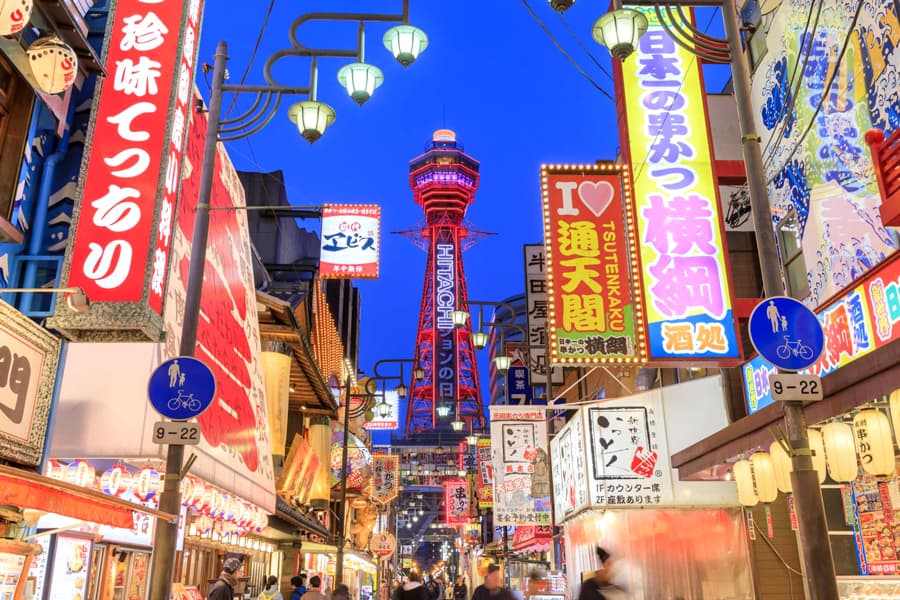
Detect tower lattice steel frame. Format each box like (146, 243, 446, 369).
(401, 130, 487, 435)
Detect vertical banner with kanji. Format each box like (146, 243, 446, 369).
(489, 406, 551, 525)
(523, 245, 565, 384)
(444, 478, 470, 525)
(541, 164, 646, 365)
(616, 6, 741, 363)
(458, 440, 478, 474)
(52, 0, 205, 340)
(549, 410, 589, 523)
(476, 438, 494, 509)
(371, 454, 400, 505)
(319, 204, 381, 279)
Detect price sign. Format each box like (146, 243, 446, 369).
(152, 421, 201, 445)
(768, 373, 823, 402)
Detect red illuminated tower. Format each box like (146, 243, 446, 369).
(403, 130, 485, 435)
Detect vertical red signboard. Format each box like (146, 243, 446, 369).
(52, 0, 204, 340)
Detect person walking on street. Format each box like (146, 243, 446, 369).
(398, 572, 427, 600)
(452, 576, 467, 600)
(208, 558, 244, 600)
(471, 565, 512, 600)
(332, 583, 351, 600)
(302, 576, 328, 600)
(291, 576, 308, 600)
(577, 547, 627, 600)
(259, 575, 284, 600)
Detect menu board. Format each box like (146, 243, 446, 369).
(28, 535, 51, 598)
(47, 534, 92, 600)
(0, 552, 26, 599)
(852, 478, 900, 575)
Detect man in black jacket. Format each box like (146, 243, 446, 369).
(208, 557, 243, 600)
(470, 565, 511, 600)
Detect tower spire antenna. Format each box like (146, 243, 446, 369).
(405, 130, 483, 436)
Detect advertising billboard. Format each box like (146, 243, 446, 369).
(541, 163, 646, 365)
(53, 0, 204, 340)
(523, 244, 564, 383)
(320, 205, 381, 279)
(616, 6, 741, 364)
(489, 406, 551, 526)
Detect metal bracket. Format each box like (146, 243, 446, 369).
(179, 453, 198, 480)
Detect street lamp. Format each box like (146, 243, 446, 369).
(383, 24, 429, 67)
(376, 396, 392, 418)
(548, 0, 576, 13)
(471, 331, 489, 350)
(450, 419, 465, 432)
(451, 309, 469, 329)
(436, 403, 452, 419)
(337, 62, 384, 105)
(492, 355, 512, 374)
(590, 1, 835, 595)
(592, 3, 649, 61)
(396, 383, 409, 398)
(288, 100, 336, 143)
(413, 367, 426, 381)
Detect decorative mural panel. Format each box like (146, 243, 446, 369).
(751, 0, 900, 306)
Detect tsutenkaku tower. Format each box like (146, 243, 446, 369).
(404, 130, 485, 435)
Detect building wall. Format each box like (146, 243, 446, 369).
(749, 0, 900, 306)
(747, 500, 803, 600)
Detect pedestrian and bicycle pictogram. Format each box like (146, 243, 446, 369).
(148, 356, 216, 421)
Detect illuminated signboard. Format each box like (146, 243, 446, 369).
(744, 256, 900, 414)
(617, 6, 740, 363)
(371, 454, 400, 505)
(365, 390, 400, 431)
(320, 204, 381, 279)
(434, 228, 457, 402)
(476, 438, 493, 509)
(53, 0, 204, 340)
(541, 163, 646, 364)
(444, 477, 470, 525)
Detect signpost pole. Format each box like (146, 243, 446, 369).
(336, 375, 353, 585)
(147, 40, 229, 600)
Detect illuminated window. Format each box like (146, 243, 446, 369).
(777, 210, 808, 299)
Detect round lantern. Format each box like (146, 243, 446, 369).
(45, 459, 65, 481)
(889, 389, 900, 442)
(822, 422, 858, 482)
(749, 452, 778, 503)
(0, 0, 33, 36)
(769, 441, 793, 493)
(101, 464, 133, 497)
(133, 466, 161, 502)
(27, 34, 77, 94)
(179, 476, 195, 507)
(207, 489, 223, 518)
(807, 428, 828, 483)
(733, 459, 758, 507)
(853, 409, 896, 477)
(220, 493, 233, 521)
(197, 515, 213, 535)
(66, 459, 96, 488)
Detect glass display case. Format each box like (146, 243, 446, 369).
(837, 576, 900, 599)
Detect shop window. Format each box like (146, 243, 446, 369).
(0, 53, 34, 227)
(777, 210, 809, 299)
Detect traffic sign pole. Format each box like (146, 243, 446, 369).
(748, 295, 838, 599)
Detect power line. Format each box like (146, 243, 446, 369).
(555, 11, 614, 83)
(224, 0, 277, 118)
(766, 0, 864, 183)
(519, 0, 616, 103)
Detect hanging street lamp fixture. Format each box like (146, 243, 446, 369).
(493, 355, 512, 374)
(436, 403, 452, 419)
(592, 2, 649, 61)
(451, 310, 469, 329)
(288, 100, 337, 143)
(471, 331, 488, 350)
(337, 62, 384, 105)
(395, 383, 409, 398)
(383, 24, 429, 66)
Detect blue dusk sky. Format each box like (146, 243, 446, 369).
(198, 1, 728, 416)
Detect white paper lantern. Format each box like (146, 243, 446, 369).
(807, 428, 828, 483)
(853, 409, 896, 477)
(0, 0, 33, 36)
(733, 459, 758, 507)
(769, 441, 793, 493)
(750, 452, 778, 503)
(889, 389, 900, 443)
(27, 35, 77, 94)
(822, 422, 858, 482)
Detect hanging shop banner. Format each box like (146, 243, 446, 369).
(505, 366, 533, 405)
(459, 440, 478, 474)
(277, 434, 319, 506)
(852, 477, 900, 575)
(744, 255, 900, 414)
(444, 477, 470, 525)
(549, 409, 589, 523)
(52, 0, 205, 340)
(476, 438, 493, 509)
(616, 7, 741, 364)
(371, 454, 400, 505)
(523, 244, 564, 384)
(320, 204, 381, 279)
(541, 164, 646, 364)
(0, 300, 61, 466)
(489, 406, 551, 525)
(365, 390, 399, 431)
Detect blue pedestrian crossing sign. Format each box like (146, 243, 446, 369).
(749, 296, 824, 372)
(148, 356, 216, 420)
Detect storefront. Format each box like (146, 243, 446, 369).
(549, 377, 753, 599)
(673, 255, 900, 599)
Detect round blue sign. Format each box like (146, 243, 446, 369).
(148, 356, 216, 420)
(748, 296, 825, 372)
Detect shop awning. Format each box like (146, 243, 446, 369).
(274, 496, 333, 540)
(511, 526, 552, 553)
(0, 465, 177, 530)
(301, 541, 339, 555)
(672, 337, 900, 479)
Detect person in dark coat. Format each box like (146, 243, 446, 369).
(577, 547, 626, 600)
(452, 576, 467, 600)
(470, 565, 512, 600)
(208, 557, 244, 600)
(398, 571, 428, 600)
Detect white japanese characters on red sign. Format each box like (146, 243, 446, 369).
(66, 0, 203, 313)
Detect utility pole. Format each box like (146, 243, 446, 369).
(720, 2, 838, 598)
(335, 375, 353, 585)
